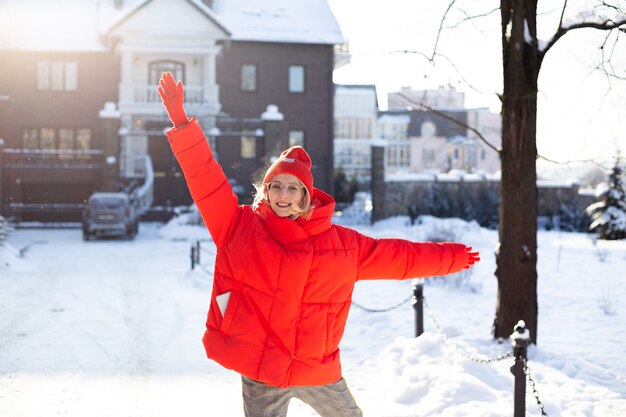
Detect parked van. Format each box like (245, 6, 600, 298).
(82, 192, 139, 240)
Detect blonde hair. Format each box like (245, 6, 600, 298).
(252, 180, 314, 220)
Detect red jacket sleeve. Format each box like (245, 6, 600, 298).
(166, 119, 239, 247)
(356, 233, 468, 281)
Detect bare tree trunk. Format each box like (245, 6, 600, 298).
(494, 0, 539, 343)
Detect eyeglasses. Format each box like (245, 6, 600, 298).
(266, 181, 304, 196)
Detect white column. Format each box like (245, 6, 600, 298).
(202, 54, 215, 102)
(119, 49, 134, 104)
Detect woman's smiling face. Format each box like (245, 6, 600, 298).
(266, 173, 305, 217)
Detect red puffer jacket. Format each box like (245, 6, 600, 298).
(167, 120, 469, 388)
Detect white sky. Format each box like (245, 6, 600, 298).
(327, 0, 626, 171)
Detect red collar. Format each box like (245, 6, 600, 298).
(255, 189, 335, 245)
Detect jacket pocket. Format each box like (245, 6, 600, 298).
(218, 290, 240, 334)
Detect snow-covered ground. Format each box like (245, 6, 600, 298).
(1, 215, 625, 416)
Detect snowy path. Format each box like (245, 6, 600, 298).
(2, 220, 626, 416)
(0, 224, 261, 417)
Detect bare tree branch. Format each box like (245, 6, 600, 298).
(557, 0, 569, 33)
(448, 6, 500, 30)
(542, 16, 626, 57)
(385, 49, 500, 98)
(597, 31, 626, 80)
(431, 1, 458, 61)
(537, 154, 613, 169)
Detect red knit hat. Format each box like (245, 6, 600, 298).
(263, 146, 314, 195)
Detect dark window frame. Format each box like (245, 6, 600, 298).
(288, 130, 306, 147)
(149, 60, 185, 85)
(21, 127, 92, 152)
(288, 65, 306, 94)
(36, 61, 78, 91)
(240, 64, 258, 92)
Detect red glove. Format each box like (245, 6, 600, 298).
(157, 71, 189, 128)
(464, 246, 480, 270)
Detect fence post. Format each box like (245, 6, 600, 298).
(191, 245, 196, 270)
(510, 320, 530, 417)
(196, 240, 201, 265)
(412, 282, 424, 337)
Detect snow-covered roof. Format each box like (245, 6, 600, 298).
(378, 114, 411, 124)
(537, 179, 580, 188)
(0, 0, 342, 51)
(212, 0, 344, 45)
(102, 0, 230, 36)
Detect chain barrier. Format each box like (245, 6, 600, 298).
(524, 358, 549, 416)
(351, 294, 414, 313)
(190, 240, 215, 271)
(423, 297, 514, 364)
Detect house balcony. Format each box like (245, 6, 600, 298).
(117, 84, 221, 117)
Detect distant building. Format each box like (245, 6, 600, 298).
(382, 87, 500, 175)
(333, 84, 378, 185)
(0, 0, 345, 220)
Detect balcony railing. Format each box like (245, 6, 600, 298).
(2, 148, 103, 169)
(132, 85, 205, 104)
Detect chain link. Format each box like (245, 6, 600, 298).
(523, 358, 549, 416)
(351, 294, 414, 313)
(424, 298, 513, 364)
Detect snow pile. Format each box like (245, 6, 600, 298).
(157, 205, 211, 242)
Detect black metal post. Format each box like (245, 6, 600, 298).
(412, 282, 424, 337)
(196, 240, 201, 265)
(191, 245, 196, 270)
(511, 320, 530, 417)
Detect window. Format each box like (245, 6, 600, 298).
(64, 62, 78, 90)
(382, 123, 408, 141)
(289, 130, 305, 147)
(21, 127, 91, 153)
(241, 64, 257, 92)
(37, 61, 78, 91)
(76, 129, 91, 151)
(387, 144, 410, 167)
(288, 65, 305, 93)
(149, 61, 184, 85)
(22, 128, 39, 149)
(40, 128, 55, 150)
(334, 118, 371, 139)
(334, 119, 350, 139)
(241, 134, 256, 159)
(59, 128, 74, 159)
(149, 61, 184, 102)
(422, 148, 435, 164)
(421, 121, 436, 138)
(354, 119, 371, 138)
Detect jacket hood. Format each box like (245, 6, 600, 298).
(256, 188, 335, 245)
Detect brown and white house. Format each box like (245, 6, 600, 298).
(0, 0, 345, 221)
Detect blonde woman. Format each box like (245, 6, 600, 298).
(158, 71, 479, 417)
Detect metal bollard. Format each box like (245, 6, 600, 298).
(510, 320, 530, 417)
(412, 282, 424, 337)
(191, 245, 197, 270)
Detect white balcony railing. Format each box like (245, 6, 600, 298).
(120, 84, 220, 115)
(132, 85, 204, 104)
